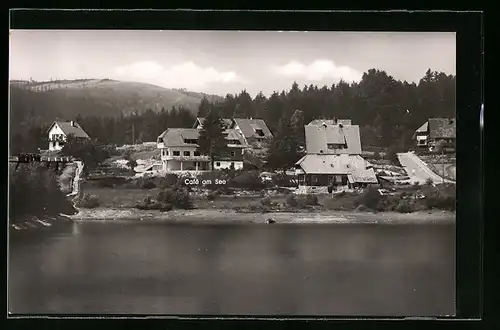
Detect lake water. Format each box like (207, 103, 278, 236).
(8, 220, 455, 316)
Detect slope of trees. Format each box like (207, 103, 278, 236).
(199, 68, 455, 150)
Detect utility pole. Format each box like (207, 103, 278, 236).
(132, 122, 135, 145)
(442, 147, 445, 184)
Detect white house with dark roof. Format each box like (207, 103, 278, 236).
(47, 121, 90, 151)
(157, 127, 247, 174)
(295, 119, 378, 194)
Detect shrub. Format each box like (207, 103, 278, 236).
(229, 170, 266, 190)
(304, 194, 319, 206)
(373, 151, 381, 160)
(77, 194, 100, 209)
(285, 194, 298, 207)
(157, 187, 193, 209)
(355, 204, 368, 212)
(135, 198, 173, 212)
(260, 196, 273, 207)
(356, 186, 383, 210)
(425, 178, 434, 186)
(395, 199, 415, 213)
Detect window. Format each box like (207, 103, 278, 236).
(165, 150, 169, 156)
(255, 129, 265, 137)
(158, 138, 163, 143)
(231, 162, 234, 167)
(311, 175, 318, 183)
(173, 151, 180, 156)
(183, 139, 198, 144)
(194, 151, 200, 156)
(328, 143, 347, 149)
(183, 151, 190, 156)
(216, 162, 221, 167)
(230, 151, 235, 157)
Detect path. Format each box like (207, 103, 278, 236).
(67, 160, 84, 198)
(397, 152, 454, 185)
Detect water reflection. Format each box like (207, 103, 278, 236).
(9, 222, 455, 316)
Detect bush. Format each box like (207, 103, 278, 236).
(77, 194, 100, 209)
(9, 163, 77, 221)
(356, 186, 383, 210)
(157, 187, 193, 209)
(285, 194, 298, 207)
(304, 194, 319, 206)
(260, 196, 273, 207)
(135, 196, 173, 212)
(425, 178, 434, 186)
(229, 170, 266, 190)
(395, 199, 415, 213)
(373, 151, 381, 160)
(423, 184, 456, 211)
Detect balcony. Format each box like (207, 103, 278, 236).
(161, 155, 210, 162)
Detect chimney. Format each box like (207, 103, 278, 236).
(70, 121, 75, 127)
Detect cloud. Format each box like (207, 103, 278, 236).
(272, 59, 362, 82)
(114, 60, 246, 89)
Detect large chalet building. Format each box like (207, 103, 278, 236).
(294, 118, 378, 194)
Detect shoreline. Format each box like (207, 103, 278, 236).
(69, 207, 456, 225)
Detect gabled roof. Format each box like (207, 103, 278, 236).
(304, 124, 362, 155)
(158, 128, 200, 147)
(48, 121, 90, 138)
(194, 117, 233, 129)
(295, 154, 377, 183)
(415, 121, 428, 133)
(233, 118, 273, 139)
(428, 118, 456, 138)
(157, 128, 246, 148)
(308, 119, 352, 126)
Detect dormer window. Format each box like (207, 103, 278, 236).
(255, 129, 265, 137)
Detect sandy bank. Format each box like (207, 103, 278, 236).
(69, 207, 455, 225)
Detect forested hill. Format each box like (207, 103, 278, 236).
(9, 78, 222, 122)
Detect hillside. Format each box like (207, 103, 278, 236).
(9, 79, 223, 123)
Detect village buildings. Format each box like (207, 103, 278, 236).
(156, 125, 248, 174)
(46, 121, 90, 151)
(294, 118, 378, 194)
(413, 117, 456, 152)
(155, 117, 273, 175)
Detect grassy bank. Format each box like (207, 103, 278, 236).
(79, 177, 455, 222)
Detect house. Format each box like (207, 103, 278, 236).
(46, 121, 90, 151)
(295, 119, 378, 194)
(230, 118, 273, 148)
(156, 127, 247, 174)
(414, 118, 456, 151)
(194, 117, 274, 149)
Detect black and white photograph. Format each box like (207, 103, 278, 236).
(8, 28, 456, 316)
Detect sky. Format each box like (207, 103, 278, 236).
(9, 30, 456, 97)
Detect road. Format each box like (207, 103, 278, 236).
(397, 152, 454, 185)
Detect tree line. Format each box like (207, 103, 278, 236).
(9, 68, 454, 155)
